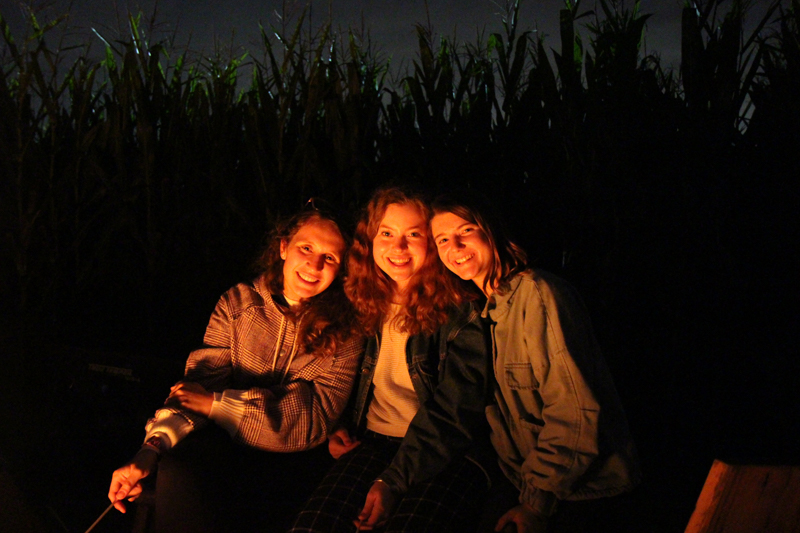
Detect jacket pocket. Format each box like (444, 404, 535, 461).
(504, 362, 539, 390)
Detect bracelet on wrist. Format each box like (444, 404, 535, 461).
(373, 479, 392, 490)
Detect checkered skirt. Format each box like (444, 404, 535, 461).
(288, 435, 487, 532)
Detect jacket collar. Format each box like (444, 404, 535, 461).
(482, 273, 524, 322)
(253, 274, 289, 315)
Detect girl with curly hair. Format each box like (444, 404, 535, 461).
(107, 204, 363, 532)
(290, 187, 494, 533)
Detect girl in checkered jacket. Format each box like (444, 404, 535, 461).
(107, 203, 364, 532)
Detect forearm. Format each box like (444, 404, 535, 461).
(518, 475, 559, 517)
(144, 408, 205, 451)
(207, 386, 322, 451)
(210, 342, 361, 451)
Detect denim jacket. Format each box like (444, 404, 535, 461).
(484, 270, 641, 516)
(349, 301, 493, 494)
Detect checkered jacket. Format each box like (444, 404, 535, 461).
(145, 275, 364, 452)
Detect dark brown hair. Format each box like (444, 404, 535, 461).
(345, 187, 468, 337)
(432, 193, 528, 295)
(256, 208, 360, 357)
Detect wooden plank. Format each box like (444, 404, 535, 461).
(685, 459, 800, 533)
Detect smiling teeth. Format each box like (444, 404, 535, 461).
(298, 272, 318, 282)
(455, 254, 474, 265)
(389, 258, 411, 266)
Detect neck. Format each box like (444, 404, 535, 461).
(390, 285, 409, 305)
(283, 293, 300, 308)
(391, 292, 407, 305)
(391, 278, 412, 303)
(476, 274, 493, 298)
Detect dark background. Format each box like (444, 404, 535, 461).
(1, 0, 798, 531)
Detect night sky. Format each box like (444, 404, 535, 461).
(4, 0, 694, 70)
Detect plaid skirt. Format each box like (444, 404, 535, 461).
(288, 432, 488, 533)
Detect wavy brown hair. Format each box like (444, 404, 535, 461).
(345, 187, 469, 337)
(432, 193, 528, 295)
(256, 208, 360, 358)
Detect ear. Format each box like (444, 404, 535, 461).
(280, 239, 287, 260)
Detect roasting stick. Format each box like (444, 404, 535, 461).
(84, 501, 116, 533)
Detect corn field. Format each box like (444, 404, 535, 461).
(1, 1, 799, 531)
(1, 0, 797, 357)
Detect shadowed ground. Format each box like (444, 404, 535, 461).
(1, 303, 798, 533)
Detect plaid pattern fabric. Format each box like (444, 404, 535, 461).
(145, 274, 364, 452)
(289, 435, 488, 533)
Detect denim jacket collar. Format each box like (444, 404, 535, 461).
(483, 273, 524, 323)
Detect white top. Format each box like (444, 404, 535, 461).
(366, 306, 419, 437)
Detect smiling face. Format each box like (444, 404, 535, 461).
(431, 211, 495, 295)
(280, 217, 346, 302)
(372, 202, 429, 295)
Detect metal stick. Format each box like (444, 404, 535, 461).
(84, 501, 116, 533)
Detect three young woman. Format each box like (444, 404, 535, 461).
(289, 188, 493, 533)
(107, 189, 639, 533)
(107, 206, 363, 532)
(431, 195, 641, 533)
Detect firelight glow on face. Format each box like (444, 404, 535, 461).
(431, 211, 493, 294)
(280, 217, 346, 301)
(372, 203, 429, 294)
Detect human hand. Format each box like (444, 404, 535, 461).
(354, 480, 396, 530)
(108, 448, 158, 513)
(494, 504, 548, 533)
(328, 427, 361, 459)
(165, 381, 213, 416)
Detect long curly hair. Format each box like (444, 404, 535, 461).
(432, 192, 528, 295)
(255, 207, 360, 358)
(345, 187, 468, 337)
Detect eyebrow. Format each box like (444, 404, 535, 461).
(378, 223, 425, 233)
(433, 222, 470, 240)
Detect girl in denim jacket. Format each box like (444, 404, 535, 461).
(432, 195, 641, 533)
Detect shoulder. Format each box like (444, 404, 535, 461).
(441, 300, 483, 340)
(511, 270, 588, 320)
(514, 269, 574, 298)
(219, 276, 275, 319)
(334, 335, 367, 362)
(447, 300, 481, 324)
